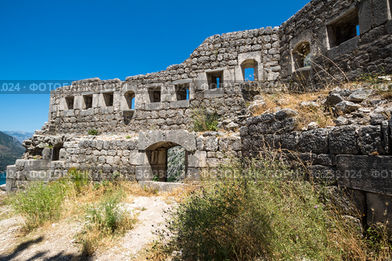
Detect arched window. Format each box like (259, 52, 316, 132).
(125, 91, 135, 110)
(241, 59, 258, 81)
(292, 42, 311, 70)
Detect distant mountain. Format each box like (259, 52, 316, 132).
(2, 131, 34, 143)
(0, 131, 25, 172)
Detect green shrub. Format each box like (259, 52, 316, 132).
(10, 181, 70, 230)
(192, 108, 219, 132)
(162, 156, 366, 260)
(88, 129, 99, 136)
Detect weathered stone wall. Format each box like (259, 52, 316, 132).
(46, 28, 280, 135)
(279, 0, 392, 89)
(6, 130, 242, 191)
(241, 108, 392, 227)
(48, 81, 250, 134)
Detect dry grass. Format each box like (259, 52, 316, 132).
(160, 183, 200, 204)
(60, 181, 161, 219)
(0, 194, 13, 221)
(0, 192, 7, 205)
(250, 80, 389, 129)
(76, 210, 136, 256)
(120, 182, 159, 197)
(135, 241, 173, 261)
(67, 182, 138, 256)
(253, 89, 335, 129)
(375, 88, 392, 101)
(147, 155, 392, 260)
(5, 179, 166, 257)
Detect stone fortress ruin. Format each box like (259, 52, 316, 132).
(6, 0, 392, 226)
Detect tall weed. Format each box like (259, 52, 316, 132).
(10, 181, 70, 230)
(68, 168, 89, 194)
(76, 192, 136, 255)
(192, 108, 219, 132)
(160, 157, 368, 260)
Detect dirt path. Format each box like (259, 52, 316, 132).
(0, 195, 172, 261)
(94, 196, 171, 260)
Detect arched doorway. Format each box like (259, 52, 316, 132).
(146, 141, 187, 182)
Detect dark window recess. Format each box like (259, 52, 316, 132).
(327, 9, 359, 48)
(103, 92, 114, 107)
(83, 95, 93, 109)
(31, 148, 43, 157)
(241, 60, 258, 81)
(292, 42, 311, 70)
(206, 71, 223, 89)
(175, 84, 189, 101)
(52, 144, 63, 161)
(149, 88, 161, 103)
(125, 91, 135, 109)
(65, 96, 74, 110)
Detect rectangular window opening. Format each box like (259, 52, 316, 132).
(206, 71, 224, 89)
(175, 83, 190, 101)
(83, 95, 93, 109)
(103, 92, 114, 107)
(327, 9, 359, 48)
(149, 88, 161, 103)
(65, 96, 74, 110)
(52, 144, 63, 161)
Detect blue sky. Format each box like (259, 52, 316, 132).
(0, 0, 310, 132)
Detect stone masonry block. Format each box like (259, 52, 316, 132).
(336, 155, 392, 194)
(298, 128, 329, 154)
(357, 125, 385, 155)
(329, 126, 358, 155)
